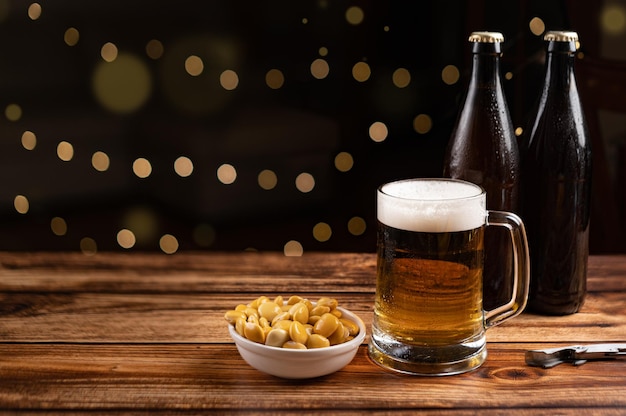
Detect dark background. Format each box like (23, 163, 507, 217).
(0, 0, 623, 254)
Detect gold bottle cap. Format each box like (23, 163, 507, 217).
(544, 31, 578, 42)
(468, 31, 504, 43)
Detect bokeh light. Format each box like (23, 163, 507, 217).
(185, 55, 204, 76)
(51, 217, 67, 236)
(265, 69, 285, 89)
(123, 206, 158, 245)
(57, 141, 74, 162)
(313, 222, 332, 242)
(21, 131, 36, 150)
(347, 217, 367, 236)
(64, 27, 80, 46)
(27, 3, 41, 20)
(101, 42, 118, 63)
(334, 152, 354, 172)
(80, 237, 97, 255)
(441, 65, 460, 85)
(258, 169, 278, 190)
(352, 62, 371, 82)
(92, 151, 110, 172)
(14, 195, 29, 214)
(311, 58, 330, 79)
(160, 234, 179, 254)
(392, 68, 411, 88)
(601, 4, 626, 35)
(220, 70, 239, 90)
(284, 240, 303, 256)
(345, 6, 364, 25)
(295, 172, 315, 193)
(174, 156, 194, 177)
(117, 229, 136, 249)
(146, 39, 164, 59)
(217, 163, 237, 184)
(369, 121, 388, 142)
(515, 127, 524, 137)
(5, 103, 22, 121)
(529, 17, 546, 36)
(413, 114, 432, 134)
(92, 52, 152, 114)
(133, 158, 152, 178)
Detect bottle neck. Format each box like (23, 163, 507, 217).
(469, 45, 502, 87)
(543, 41, 577, 91)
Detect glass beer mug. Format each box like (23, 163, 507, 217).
(368, 178, 530, 375)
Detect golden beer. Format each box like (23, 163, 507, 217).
(374, 224, 484, 345)
(369, 178, 529, 375)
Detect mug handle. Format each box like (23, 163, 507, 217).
(484, 210, 531, 328)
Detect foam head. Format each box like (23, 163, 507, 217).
(377, 179, 486, 232)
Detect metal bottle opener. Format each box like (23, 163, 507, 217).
(525, 343, 626, 368)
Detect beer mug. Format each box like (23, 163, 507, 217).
(368, 178, 530, 375)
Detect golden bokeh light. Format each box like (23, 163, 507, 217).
(505, 71, 513, 80)
(220, 69, 239, 90)
(318, 47, 328, 56)
(101, 42, 118, 63)
(601, 4, 626, 35)
(258, 169, 278, 190)
(217, 163, 237, 184)
(284, 240, 304, 256)
(92, 151, 110, 172)
(64, 27, 80, 47)
(146, 39, 164, 60)
(160, 234, 179, 254)
(80, 237, 97, 256)
(313, 222, 332, 242)
(92, 52, 152, 114)
(345, 6, 364, 25)
(302, 17, 308, 24)
(174, 156, 193, 177)
(51, 217, 67, 236)
(515, 127, 524, 136)
(348, 216, 367, 236)
(413, 114, 432, 134)
(265, 69, 285, 89)
(352, 61, 371, 82)
(117, 229, 136, 249)
(185, 55, 204, 76)
(14, 195, 29, 214)
(334, 151, 354, 172)
(392, 68, 411, 88)
(27, 3, 41, 20)
(529, 17, 545, 36)
(5, 103, 22, 121)
(21, 131, 36, 150)
(295, 172, 315, 193)
(133, 158, 152, 178)
(311, 58, 330, 79)
(441, 64, 460, 85)
(57, 141, 74, 162)
(369, 121, 388, 142)
(123, 206, 158, 244)
(193, 223, 216, 247)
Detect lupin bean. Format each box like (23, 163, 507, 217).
(224, 295, 360, 349)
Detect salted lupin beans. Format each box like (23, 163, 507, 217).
(225, 295, 359, 349)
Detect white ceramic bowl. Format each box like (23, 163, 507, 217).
(228, 306, 366, 379)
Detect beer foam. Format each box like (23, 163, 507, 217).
(378, 179, 486, 232)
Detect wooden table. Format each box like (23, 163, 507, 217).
(1, 252, 625, 414)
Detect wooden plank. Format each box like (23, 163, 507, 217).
(0, 252, 623, 293)
(1, 343, 625, 412)
(1, 292, 624, 343)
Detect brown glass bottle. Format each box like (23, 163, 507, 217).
(443, 32, 520, 311)
(520, 31, 592, 315)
